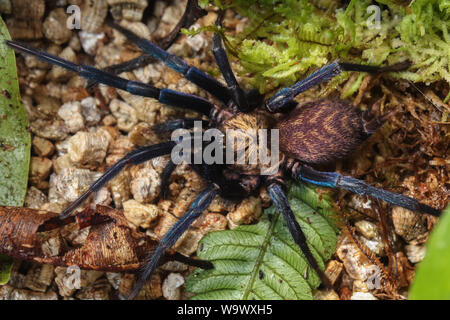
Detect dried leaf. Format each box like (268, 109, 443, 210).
(0, 15, 31, 285)
(0, 205, 162, 272)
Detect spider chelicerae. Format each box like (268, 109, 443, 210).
(7, 7, 441, 300)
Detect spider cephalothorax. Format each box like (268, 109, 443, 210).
(219, 111, 276, 174)
(7, 3, 441, 300)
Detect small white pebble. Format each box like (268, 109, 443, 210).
(227, 196, 262, 229)
(336, 234, 381, 281)
(185, 24, 208, 53)
(130, 164, 161, 203)
(162, 273, 185, 300)
(81, 97, 102, 126)
(161, 261, 189, 272)
(110, 99, 138, 132)
(161, 5, 182, 25)
(351, 292, 378, 300)
(68, 129, 111, 165)
(355, 220, 379, 240)
(49, 168, 102, 203)
(79, 31, 105, 55)
(91, 187, 112, 208)
(106, 273, 122, 290)
(314, 289, 340, 300)
(359, 236, 385, 256)
(58, 101, 85, 133)
(352, 280, 369, 293)
(41, 237, 62, 257)
(405, 244, 426, 264)
(350, 195, 373, 210)
(123, 200, 159, 228)
(49, 47, 77, 81)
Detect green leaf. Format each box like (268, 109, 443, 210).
(186, 182, 339, 300)
(0, 255, 13, 285)
(0, 16, 31, 285)
(409, 205, 450, 300)
(0, 17, 30, 206)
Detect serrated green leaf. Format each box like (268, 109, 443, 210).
(0, 16, 31, 285)
(186, 182, 339, 300)
(288, 182, 340, 233)
(409, 205, 450, 300)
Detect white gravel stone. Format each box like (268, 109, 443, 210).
(58, 101, 85, 133)
(162, 273, 185, 300)
(405, 244, 426, 264)
(351, 292, 378, 300)
(79, 31, 105, 55)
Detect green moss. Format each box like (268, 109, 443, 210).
(194, 0, 450, 94)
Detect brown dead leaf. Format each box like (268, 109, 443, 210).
(0, 205, 161, 272)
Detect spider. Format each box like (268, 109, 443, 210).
(7, 10, 441, 300)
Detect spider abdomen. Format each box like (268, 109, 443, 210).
(276, 99, 369, 164)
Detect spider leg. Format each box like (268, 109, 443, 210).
(59, 141, 176, 219)
(86, 54, 157, 90)
(267, 182, 332, 289)
(294, 165, 441, 216)
(170, 252, 213, 270)
(108, 21, 231, 105)
(152, 118, 209, 135)
(153, 118, 211, 199)
(87, 0, 207, 87)
(212, 12, 250, 112)
(6, 40, 215, 116)
(160, 160, 177, 200)
(127, 185, 218, 300)
(265, 60, 411, 113)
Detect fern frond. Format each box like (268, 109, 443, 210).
(185, 182, 339, 300)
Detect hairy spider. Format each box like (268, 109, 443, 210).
(7, 9, 441, 300)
